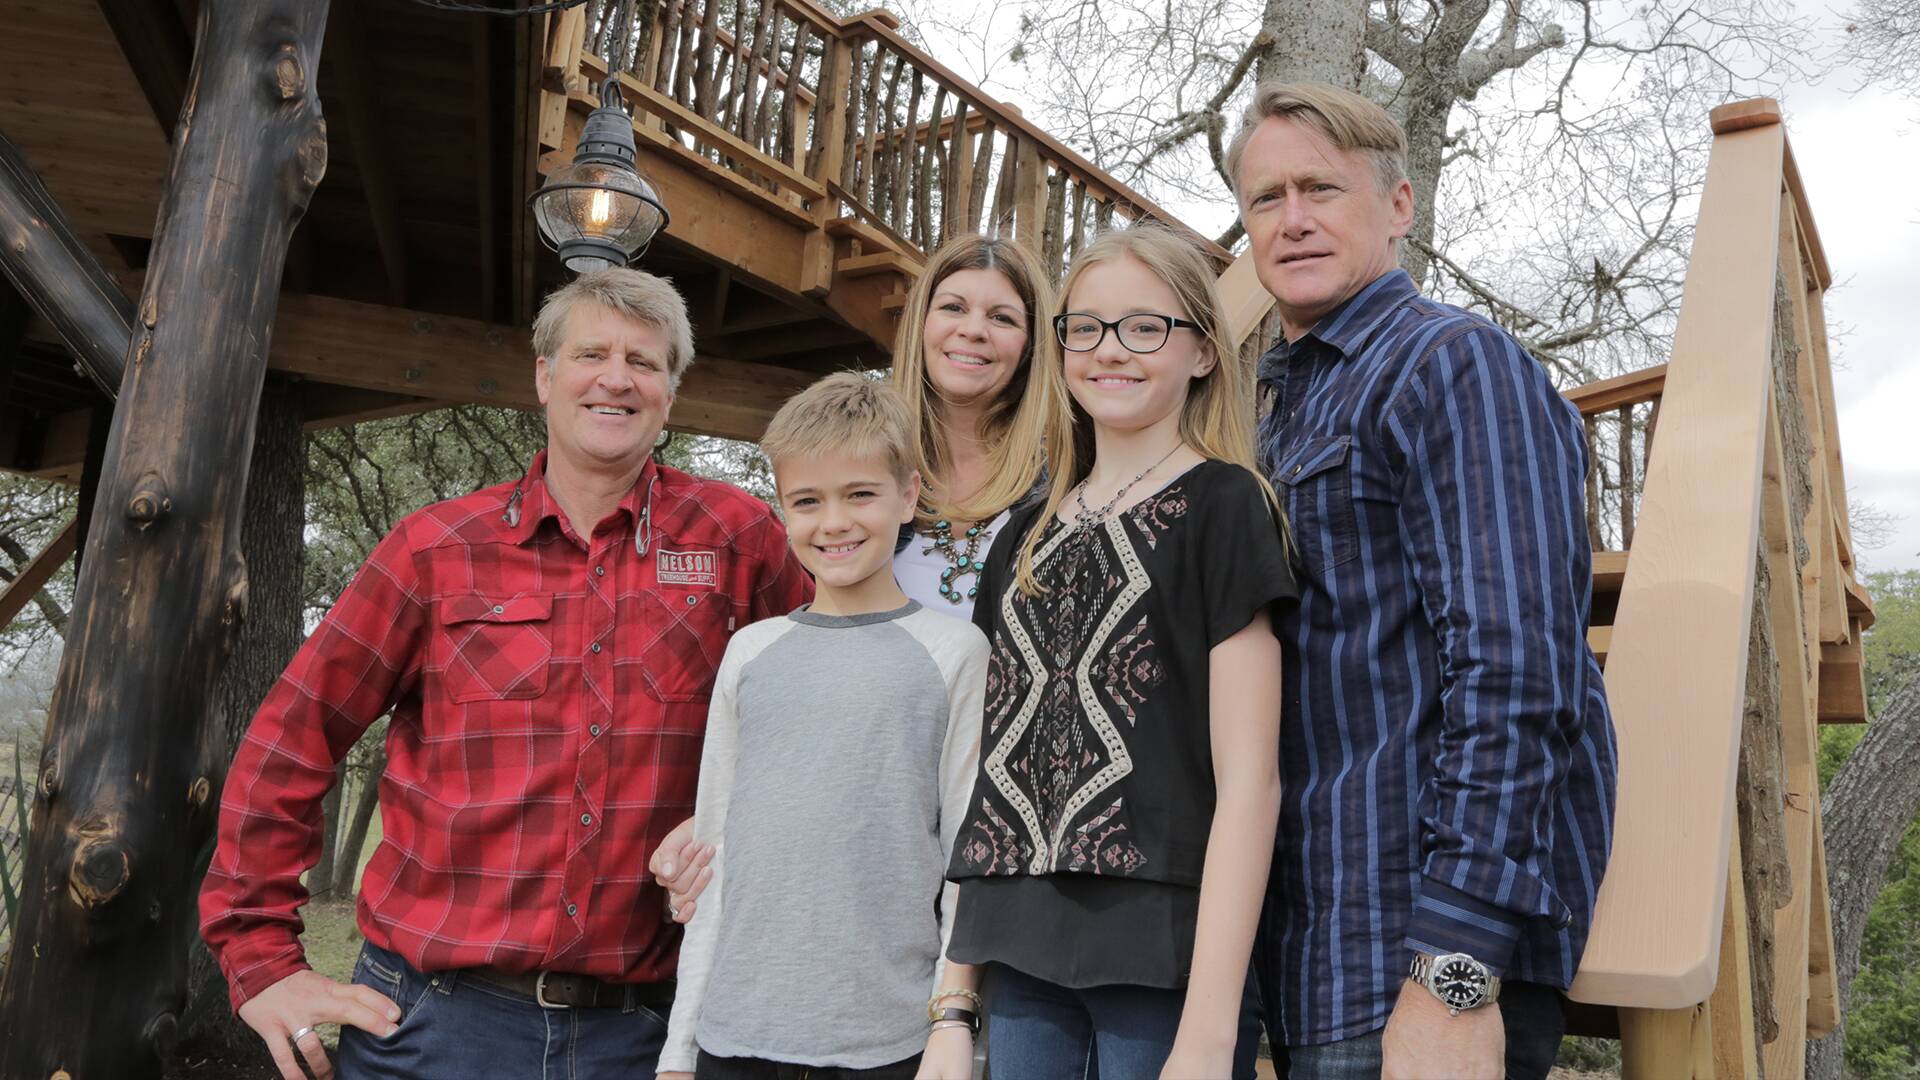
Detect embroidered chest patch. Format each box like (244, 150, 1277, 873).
(657, 548, 717, 587)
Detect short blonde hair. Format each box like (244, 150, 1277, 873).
(1224, 81, 1408, 200)
(761, 372, 917, 485)
(532, 268, 696, 390)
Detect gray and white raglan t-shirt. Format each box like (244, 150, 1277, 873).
(658, 601, 987, 1073)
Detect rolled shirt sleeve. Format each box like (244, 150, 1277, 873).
(1384, 326, 1591, 974)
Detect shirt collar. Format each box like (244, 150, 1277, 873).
(1264, 269, 1420, 377)
(506, 448, 656, 547)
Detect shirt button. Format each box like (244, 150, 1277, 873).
(589, 724, 601, 737)
(594, 566, 605, 577)
(591, 642, 602, 654)
(566, 903, 577, 916)
(580, 813, 593, 826)
(492, 604, 505, 614)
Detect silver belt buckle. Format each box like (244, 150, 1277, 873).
(534, 971, 568, 1009)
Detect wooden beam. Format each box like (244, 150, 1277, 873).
(0, 129, 134, 398)
(1816, 640, 1868, 724)
(331, 0, 408, 306)
(473, 16, 502, 320)
(94, 0, 195, 138)
(1620, 1004, 1714, 1078)
(296, 383, 436, 431)
(1568, 112, 1786, 1010)
(0, 518, 76, 633)
(1566, 364, 1669, 416)
(1709, 834, 1762, 1079)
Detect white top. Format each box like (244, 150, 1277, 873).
(893, 509, 1012, 621)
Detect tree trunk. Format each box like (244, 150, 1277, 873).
(1255, 0, 1366, 89)
(333, 745, 386, 900)
(1806, 661, 1920, 1080)
(0, 0, 329, 1073)
(176, 378, 307, 1056)
(312, 762, 347, 898)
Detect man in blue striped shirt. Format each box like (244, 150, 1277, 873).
(1227, 83, 1618, 1079)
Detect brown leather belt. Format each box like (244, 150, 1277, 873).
(461, 968, 675, 1010)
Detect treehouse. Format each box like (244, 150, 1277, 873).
(0, 1, 1879, 1077)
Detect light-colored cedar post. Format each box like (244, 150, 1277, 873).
(801, 30, 853, 298)
(538, 3, 589, 154)
(1621, 1005, 1715, 1078)
(1710, 834, 1761, 1079)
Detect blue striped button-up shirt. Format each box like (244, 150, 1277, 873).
(1254, 269, 1618, 1045)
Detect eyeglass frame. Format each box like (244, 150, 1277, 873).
(1052, 312, 1204, 354)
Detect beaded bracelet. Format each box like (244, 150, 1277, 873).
(927, 987, 983, 1020)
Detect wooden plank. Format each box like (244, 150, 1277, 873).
(1620, 1005, 1714, 1078)
(472, 16, 500, 320)
(1806, 804, 1839, 1038)
(944, 99, 973, 244)
(1764, 760, 1815, 1080)
(1566, 364, 1669, 416)
(967, 122, 995, 232)
(1816, 640, 1867, 724)
(1710, 834, 1762, 1080)
(0, 518, 76, 632)
(1589, 625, 1611, 667)
(94, 0, 194, 138)
(588, 63, 827, 200)
(1594, 551, 1630, 595)
(1013, 138, 1045, 255)
(1221, 249, 1276, 349)
(1567, 116, 1786, 1010)
(836, 250, 921, 279)
(333, 0, 408, 306)
(295, 383, 435, 430)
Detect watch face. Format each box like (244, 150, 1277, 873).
(1432, 957, 1488, 1009)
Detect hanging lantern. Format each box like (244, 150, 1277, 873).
(528, 77, 669, 273)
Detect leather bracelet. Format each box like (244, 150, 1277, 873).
(930, 1006, 980, 1035)
(927, 987, 983, 1019)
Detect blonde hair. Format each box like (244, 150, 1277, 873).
(760, 371, 917, 486)
(532, 268, 697, 391)
(1223, 81, 1408, 200)
(888, 235, 1056, 531)
(1014, 224, 1282, 596)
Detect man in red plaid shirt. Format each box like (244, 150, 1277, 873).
(199, 268, 813, 1080)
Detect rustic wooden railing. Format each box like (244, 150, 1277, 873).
(549, 0, 1227, 281)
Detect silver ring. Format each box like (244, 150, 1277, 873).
(667, 903, 681, 921)
(289, 1026, 317, 1043)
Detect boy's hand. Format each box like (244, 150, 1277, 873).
(915, 1026, 974, 1080)
(649, 815, 713, 923)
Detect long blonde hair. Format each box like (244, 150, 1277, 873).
(1015, 224, 1280, 596)
(889, 235, 1056, 530)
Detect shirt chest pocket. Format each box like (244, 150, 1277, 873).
(1276, 434, 1359, 575)
(634, 587, 739, 703)
(436, 594, 554, 703)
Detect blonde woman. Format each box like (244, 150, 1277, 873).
(887, 234, 1053, 616)
(944, 225, 1295, 1080)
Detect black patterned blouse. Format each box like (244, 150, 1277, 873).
(946, 459, 1297, 988)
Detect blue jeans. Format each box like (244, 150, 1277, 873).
(983, 963, 1263, 1080)
(1276, 980, 1566, 1080)
(335, 940, 669, 1080)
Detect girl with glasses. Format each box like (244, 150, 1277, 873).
(945, 224, 1297, 1079)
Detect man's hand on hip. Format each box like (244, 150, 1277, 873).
(1381, 977, 1503, 1080)
(238, 969, 401, 1080)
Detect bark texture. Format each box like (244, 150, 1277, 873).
(0, 1, 329, 1073)
(1807, 664, 1920, 1080)
(1256, 0, 1367, 88)
(176, 378, 307, 1053)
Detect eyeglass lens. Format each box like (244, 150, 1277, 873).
(1058, 314, 1174, 353)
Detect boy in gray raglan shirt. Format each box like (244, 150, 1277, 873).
(658, 374, 986, 1080)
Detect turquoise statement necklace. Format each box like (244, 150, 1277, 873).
(922, 514, 992, 604)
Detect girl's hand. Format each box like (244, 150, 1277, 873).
(1158, 1035, 1234, 1080)
(914, 1025, 975, 1080)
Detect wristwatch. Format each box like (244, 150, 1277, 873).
(1408, 951, 1501, 1015)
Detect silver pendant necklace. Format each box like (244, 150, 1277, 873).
(1071, 445, 1181, 531)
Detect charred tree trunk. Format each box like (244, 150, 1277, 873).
(176, 377, 307, 1059)
(0, 0, 329, 1074)
(0, 130, 134, 398)
(1807, 661, 1920, 1080)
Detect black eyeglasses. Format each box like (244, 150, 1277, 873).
(1053, 312, 1202, 354)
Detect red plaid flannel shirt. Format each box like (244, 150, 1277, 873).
(199, 451, 812, 1007)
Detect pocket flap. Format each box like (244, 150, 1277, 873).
(1276, 435, 1352, 486)
(440, 594, 553, 625)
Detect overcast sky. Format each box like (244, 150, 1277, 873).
(911, 0, 1919, 574)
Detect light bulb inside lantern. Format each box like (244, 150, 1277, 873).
(588, 189, 612, 232)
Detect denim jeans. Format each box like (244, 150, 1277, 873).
(1275, 980, 1566, 1080)
(335, 940, 670, 1080)
(694, 1049, 922, 1080)
(983, 963, 1263, 1080)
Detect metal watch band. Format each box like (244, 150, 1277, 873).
(1409, 951, 1502, 1012)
